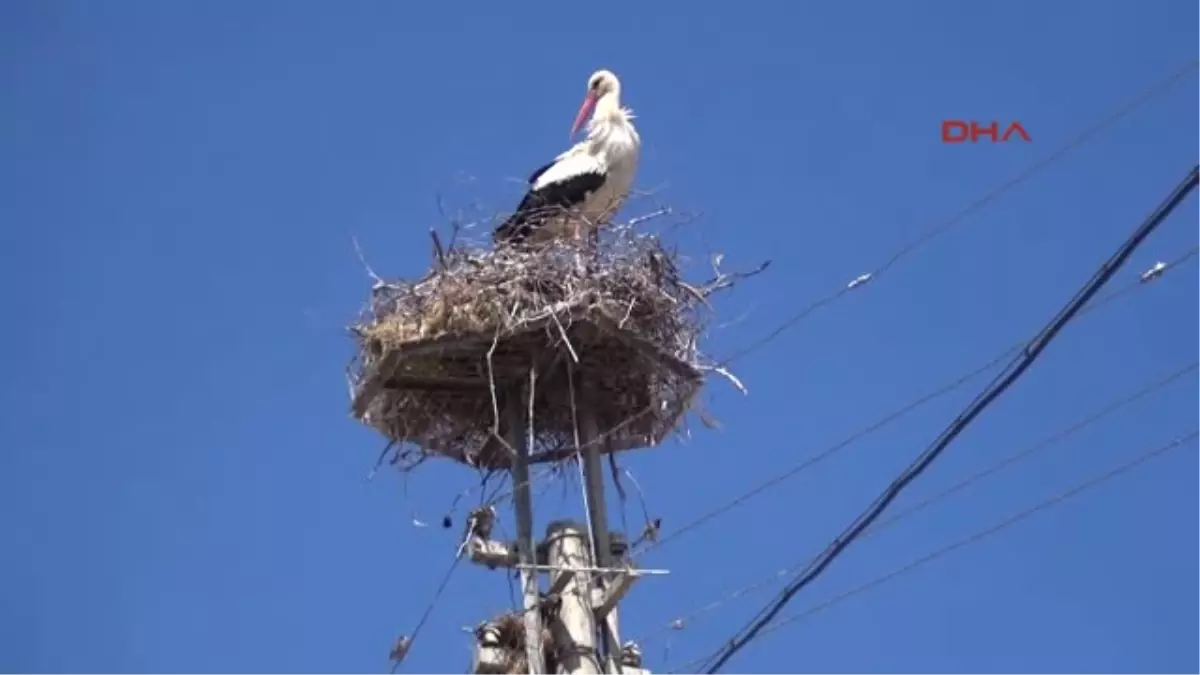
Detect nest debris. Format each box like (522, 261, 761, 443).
(348, 211, 764, 470)
(472, 610, 558, 674)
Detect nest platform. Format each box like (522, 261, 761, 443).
(349, 230, 707, 470)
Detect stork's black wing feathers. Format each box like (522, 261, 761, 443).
(494, 170, 607, 245)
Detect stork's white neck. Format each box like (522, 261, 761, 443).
(586, 92, 638, 146)
(591, 91, 624, 124)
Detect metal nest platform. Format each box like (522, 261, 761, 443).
(348, 224, 724, 470)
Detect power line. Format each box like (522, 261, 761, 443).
(631, 359, 1196, 644)
(674, 429, 1199, 673)
(633, 245, 1198, 559)
(701, 164, 1200, 673)
(390, 554, 463, 672)
(719, 58, 1199, 367)
(859, 365, 1196, 538)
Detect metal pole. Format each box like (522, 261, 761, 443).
(576, 378, 623, 672)
(507, 386, 546, 674)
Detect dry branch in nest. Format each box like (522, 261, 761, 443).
(348, 208, 765, 470)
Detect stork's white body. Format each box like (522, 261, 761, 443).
(494, 70, 641, 247)
(526, 120, 639, 244)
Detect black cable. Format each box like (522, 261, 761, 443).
(674, 429, 1199, 673)
(632, 359, 1196, 648)
(633, 244, 1198, 561)
(702, 164, 1199, 673)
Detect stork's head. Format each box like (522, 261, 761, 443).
(570, 69, 622, 138)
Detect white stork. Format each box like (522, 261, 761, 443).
(494, 69, 641, 247)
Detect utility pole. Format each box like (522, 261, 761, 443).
(508, 380, 546, 675)
(544, 520, 601, 674)
(349, 218, 731, 674)
(576, 377, 630, 673)
(464, 376, 656, 675)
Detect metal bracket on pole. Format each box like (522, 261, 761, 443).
(593, 571, 640, 621)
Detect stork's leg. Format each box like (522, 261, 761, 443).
(569, 220, 589, 276)
(585, 227, 596, 274)
(571, 223, 595, 276)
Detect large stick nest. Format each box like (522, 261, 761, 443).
(348, 211, 760, 470)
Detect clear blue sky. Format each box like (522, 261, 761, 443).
(2, 1, 1197, 673)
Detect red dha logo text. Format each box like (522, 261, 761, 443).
(942, 120, 1031, 143)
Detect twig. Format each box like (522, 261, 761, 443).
(622, 467, 654, 527)
(628, 182, 671, 200)
(698, 364, 748, 395)
(551, 311, 580, 363)
(351, 235, 390, 290)
(367, 440, 396, 480)
(609, 453, 628, 517)
(566, 364, 600, 569)
(627, 207, 673, 228)
(618, 297, 638, 329)
(430, 229, 448, 271)
(486, 330, 503, 439)
(698, 260, 772, 297)
(678, 282, 716, 312)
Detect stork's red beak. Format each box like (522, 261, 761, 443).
(570, 92, 597, 139)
